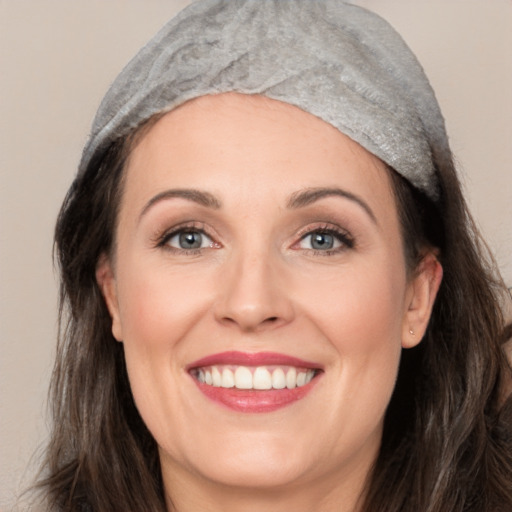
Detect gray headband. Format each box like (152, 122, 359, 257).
(81, 0, 450, 201)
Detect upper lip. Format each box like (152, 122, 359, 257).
(186, 351, 323, 370)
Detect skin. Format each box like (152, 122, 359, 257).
(97, 93, 442, 512)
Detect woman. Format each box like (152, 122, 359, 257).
(36, 1, 512, 510)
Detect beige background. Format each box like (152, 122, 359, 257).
(1, 1, 511, 509)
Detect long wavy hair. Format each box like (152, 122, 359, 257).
(35, 112, 512, 511)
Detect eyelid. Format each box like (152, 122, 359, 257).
(298, 231, 342, 251)
(166, 230, 214, 249)
(292, 223, 355, 253)
(153, 221, 222, 252)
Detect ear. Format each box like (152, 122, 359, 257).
(96, 253, 123, 342)
(402, 252, 443, 349)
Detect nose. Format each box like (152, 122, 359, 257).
(214, 247, 295, 333)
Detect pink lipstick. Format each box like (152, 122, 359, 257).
(187, 351, 322, 413)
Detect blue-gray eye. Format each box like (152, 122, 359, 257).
(167, 230, 213, 250)
(299, 231, 342, 251)
(312, 233, 334, 250)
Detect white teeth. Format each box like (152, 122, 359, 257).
(234, 366, 252, 389)
(196, 365, 316, 390)
(272, 368, 286, 389)
(221, 368, 235, 388)
(212, 366, 222, 387)
(253, 367, 272, 390)
(286, 367, 297, 389)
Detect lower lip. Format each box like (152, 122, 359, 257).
(192, 378, 319, 413)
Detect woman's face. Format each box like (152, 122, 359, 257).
(98, 93, 440, 504)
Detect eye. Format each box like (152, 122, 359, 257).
(299, 232, 341, 251)
(165, 229, 215, 250)
(296, 227, 354, 253)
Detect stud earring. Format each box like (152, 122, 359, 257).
(409, 329, 415, 335)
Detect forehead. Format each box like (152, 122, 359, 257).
(123, 93, 397, 219)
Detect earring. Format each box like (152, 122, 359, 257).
(409, 329, 415, 335)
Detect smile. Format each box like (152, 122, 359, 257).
(193, 365, 316, 390)
(187, 351, 322, 413)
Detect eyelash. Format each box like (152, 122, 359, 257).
(153, 222, 354, 256)
(295, 224, 355, 256)
(154, 222, 217, 255)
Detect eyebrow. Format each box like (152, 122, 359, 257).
(138, 186, 377, 225)
(286, 187, 377, 225)
(139, 188, 222, 221)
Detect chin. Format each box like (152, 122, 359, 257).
(160, 428, 316, 490)
(196, 455, 309, 490)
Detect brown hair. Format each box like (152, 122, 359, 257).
(362, 166, 512, 511)
(35, 119, 512, 511)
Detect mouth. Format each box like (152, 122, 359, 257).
(192, 365, 316, 389)
(187, 351, 323, 413)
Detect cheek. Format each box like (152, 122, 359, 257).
(304, 257, 407, 349)
(116, 260, 213, 349)
(299, 259, 407, 411)
(113, 261, 215, 424)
